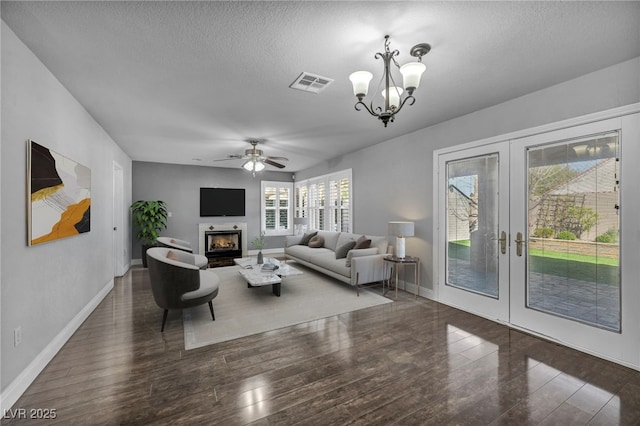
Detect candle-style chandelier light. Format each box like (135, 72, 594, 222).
(349, 35, 431, 127)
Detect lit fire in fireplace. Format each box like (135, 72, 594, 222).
(205, 231, 241, 254)
(209, 236, 236, 251)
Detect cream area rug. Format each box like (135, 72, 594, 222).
(182, 264, 393, 350)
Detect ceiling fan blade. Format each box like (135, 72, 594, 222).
(213, 155, 245, 162)
(264, 159, 286, 169)
(212, 141, 288, 168)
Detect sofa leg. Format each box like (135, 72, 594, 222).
(355, 272, 360, 297)
(209, 301, 215, 321)
(161, 309, 169, 332)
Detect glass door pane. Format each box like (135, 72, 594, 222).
(526, 133, 620, 330)
(446, 154, 500, 298)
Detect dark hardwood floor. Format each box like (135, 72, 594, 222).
(6, 265, 640, 425)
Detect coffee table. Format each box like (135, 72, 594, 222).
(234, 257, 302, 296)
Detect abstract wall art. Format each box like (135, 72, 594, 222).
(27, 140, 91, 246)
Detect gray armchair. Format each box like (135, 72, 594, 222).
(157, 237, 208, 269)
(157, 237, 193, 252)
(146, 247, 220, 332)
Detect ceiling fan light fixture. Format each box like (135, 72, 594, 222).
(242, 160, 265, 172)
(215, 140, 287, 173)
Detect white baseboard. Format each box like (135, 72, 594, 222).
(401, 283, 435, 300)
(0, 279, 114, 412)
(417, 285, 435, 300)
(116, 261, 132, 277)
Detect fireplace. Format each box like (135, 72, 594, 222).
(204, 230, 242, 267)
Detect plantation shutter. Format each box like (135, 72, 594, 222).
(295, 184, 309, 225)
(261, 181, 292, 236)
(308, 181, 325, 231)
(294, 169, 352, 232)
(329, 175, 351, 232)
(279, 186, 289, 230)
(264, 185, 277, 231)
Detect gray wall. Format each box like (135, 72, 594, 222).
(1, 21, 132, 395)
(132, 161, 292, 259)
(296, 57, 640, 293)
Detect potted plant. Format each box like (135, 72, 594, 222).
(130, 200, 168, 267)
(251, 231, 266, 264)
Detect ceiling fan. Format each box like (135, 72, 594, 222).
(214, 140, 288, 174)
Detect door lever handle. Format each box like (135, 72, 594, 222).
(515, 232, 527, 257)
(492, 231, 507, 254)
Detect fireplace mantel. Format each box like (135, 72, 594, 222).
(199, 222, 248, 257)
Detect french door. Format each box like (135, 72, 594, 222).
(437, 142, 510, 323)
(436, 111, 640, 368)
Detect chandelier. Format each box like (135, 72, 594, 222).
(349, 35, 431, 127)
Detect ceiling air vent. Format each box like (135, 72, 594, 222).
(289, 72, 334, 94)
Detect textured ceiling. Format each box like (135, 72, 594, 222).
(2, 1, 639, 172)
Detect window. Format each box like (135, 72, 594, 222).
(329, 174, 351, 232)
(261, 181, 293, 236)
(294, 169, 352, 232)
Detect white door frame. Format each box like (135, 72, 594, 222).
(112, 161, 126, 277)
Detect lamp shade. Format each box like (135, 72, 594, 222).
(388, 221, 414, 237)
(388, 221, 414, 258)
(294, 217, 308, 225)
(381, 86, 404, 110)
(349, 71, 373, 99)
(399, 62, 426, 93)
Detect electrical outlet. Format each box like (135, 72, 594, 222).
(14, 326, 22, 347)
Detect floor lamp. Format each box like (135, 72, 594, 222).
(388, 221, 414, 258)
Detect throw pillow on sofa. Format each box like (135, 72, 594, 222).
(335, 241, 356, 259)
(308, 235, 325, 248)
(344, 236, 373, 267)
(300, 231, 318, 246)
(354, 235, 372, 249)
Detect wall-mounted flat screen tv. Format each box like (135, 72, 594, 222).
(200, 188, 245, 217)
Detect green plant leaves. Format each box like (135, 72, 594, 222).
(130, 200, 168, 246)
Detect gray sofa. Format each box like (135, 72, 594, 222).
(284, 230, 389, 295)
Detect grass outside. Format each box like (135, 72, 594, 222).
(448, 240, 619, 286)
(528, 248, 618, 266)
